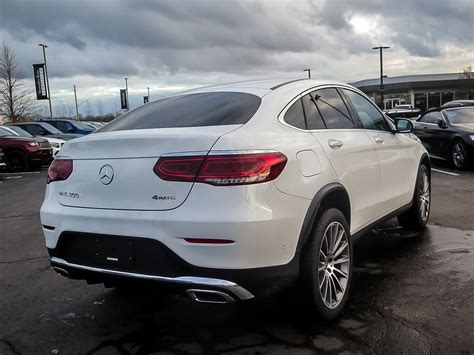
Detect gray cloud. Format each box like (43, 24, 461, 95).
(0, 0, 472, 115)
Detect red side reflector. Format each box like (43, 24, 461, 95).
(47, 159, 73, 184)
(184, 238, 234, 244)
(154, 152, 287, 186)
(42, 225, 55, 231)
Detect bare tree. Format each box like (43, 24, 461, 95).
(0, 42, 35, 122)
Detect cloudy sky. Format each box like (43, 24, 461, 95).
(0, 0, 473, 116)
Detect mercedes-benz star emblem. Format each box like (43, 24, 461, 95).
(99, 164, 114, 185)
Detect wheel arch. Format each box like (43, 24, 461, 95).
(296, 183, 351, 253)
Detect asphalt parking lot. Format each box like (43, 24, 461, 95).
(0, 163, 473, 354)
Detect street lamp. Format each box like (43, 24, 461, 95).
(124, 77, 129, 111)
(303, 68, 311, 79)
(38, 43, 53, 119)
(147, 87, 150, 102)
(372, 46, 390, 109)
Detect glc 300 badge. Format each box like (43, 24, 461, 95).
(99, 164, 114, 185)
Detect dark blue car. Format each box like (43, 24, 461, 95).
(39, 119, 95, 135)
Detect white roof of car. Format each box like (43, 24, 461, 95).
(179, 78, 354, 98)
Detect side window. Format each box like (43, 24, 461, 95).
(420, 112, 439, 124)
(284, 99, 306, 129)
(342, 89, 391, 131)
(302, 94, 325, 129)
(56, 122, 70, 132)
(313, 88, 354, 129)
(22, 124, 39, 135)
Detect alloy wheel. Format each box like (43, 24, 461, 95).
(419, 171, 430, 222)
(453, 143, 465, 168)
(318, 221, 350, 309)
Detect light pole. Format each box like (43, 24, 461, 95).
(124, 77, 129, 111)
(73, 85, 79, 121)
(38, 43, 53, 119)
(372, 46, 390, 109)
(147, 87, 150, 102)
(303, 68, 311, 79)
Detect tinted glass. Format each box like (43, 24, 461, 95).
(6, 126, 33, 137)
(19, 124, 43, 135)
(303, 94, 326, 129)
(55, 121, 72, 133)
(420, 112, 439, 124)
(100, 92, 261, 132)
(313, 88, 354, 129)
(343, 89, 390, 131)
(444, 107, 474, 124)
(0, 127, 15, 137)
(284, 99, 306, 129)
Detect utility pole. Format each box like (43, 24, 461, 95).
(39, 43, 53, 119)
(147, 87, 150, 101)
(372, 46, 390, 109)
(303, 68, 311, 79)
(73, 85, 79, 121)
(124, 77, 129, 111)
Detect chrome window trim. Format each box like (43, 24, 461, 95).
(278, 83, 368, 132)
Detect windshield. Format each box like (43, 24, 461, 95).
(0, 127, 18, 137)
(99, 92, 261, 132)
(72, 121, 95, 130)
(38, 122, 63, 134)
(0, 126, 19, 136)
(444, 107, 474, 124)
(6, 125, 33, 137)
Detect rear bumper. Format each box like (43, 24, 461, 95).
(47, 232, 300, 298)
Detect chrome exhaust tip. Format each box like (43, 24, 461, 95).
(53, 266, 71, 278)
(186, 289, 235, 304)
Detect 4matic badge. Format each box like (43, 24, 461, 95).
(152, 195, 177, 201)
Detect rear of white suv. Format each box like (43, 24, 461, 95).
(41, 79, 430, 319)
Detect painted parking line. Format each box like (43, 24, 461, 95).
(4, 176, 22, 179)
(432, 168, 460, 176)
(0, 171, 41, 175)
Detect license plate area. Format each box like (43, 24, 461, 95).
(94, 237, 135, 268)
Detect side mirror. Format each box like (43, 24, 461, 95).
(437, 118, 448, 129)
(395, 118, 413, 133)
(38, 130, 47, 136)
(67, 128, 75, 133)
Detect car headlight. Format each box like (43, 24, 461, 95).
(28, 142, 39, 147)
(469, 135, 474, 142)
(51, 143, 61, 148)
(408, 133, 421, 143)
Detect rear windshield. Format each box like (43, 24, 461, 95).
(99, 92, 261, 132)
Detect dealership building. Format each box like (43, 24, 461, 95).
(351, 73, 474, 112)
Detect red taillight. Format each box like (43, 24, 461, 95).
(47, 159, 73, 184)
(154, 152, 287, 186)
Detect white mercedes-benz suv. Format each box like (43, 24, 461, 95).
(41, 79, 430, 319)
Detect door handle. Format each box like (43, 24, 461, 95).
(374, 137, 384, 144)
(328, 139, 343, 149)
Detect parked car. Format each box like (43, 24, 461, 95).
(384, 105, 421, 120)
(413, 106, 474, 169)
(0, 126, 53, 171)
(10, 122, 81, 141)
(39, 119, 94, 135)
(41, 79, 430, 320)
(5, 125, 65, 156)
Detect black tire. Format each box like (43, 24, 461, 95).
(398, 164, 430, 230)
(451, 139, 470, 170)
(5, 150, 30, 172)
(302, 208, 353, 320)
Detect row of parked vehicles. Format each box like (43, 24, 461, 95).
(0, 119, 106, 172)
(386, 100, 474, 169)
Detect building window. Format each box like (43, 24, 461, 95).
(428, 92, 441, 109)
(455, 91, 468, 100)
(442, 92, 454, 105)
(414, 93, 427, 112)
